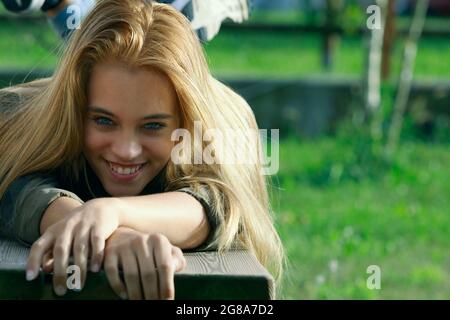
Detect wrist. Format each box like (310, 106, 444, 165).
(88, 197, 127, 227)
(40, 196, 83, 234)
(111, 197, 128, 228)
(107, 226, 142, 246)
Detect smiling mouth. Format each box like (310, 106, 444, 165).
(106, 160, 147, 176)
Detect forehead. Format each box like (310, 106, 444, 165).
(87, 62, 178, 116)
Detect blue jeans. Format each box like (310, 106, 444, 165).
(48, 0, 96, 39)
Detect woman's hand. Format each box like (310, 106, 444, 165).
(26, 198, 123, 296)
(104, 228, 186, 300)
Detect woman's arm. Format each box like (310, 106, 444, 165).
(28, 191, 211, 295)
(40, 196, 83, 234)
(0, 173, 83, 245)
(111, 191, 210, 249)
(41, 191, 211, 249)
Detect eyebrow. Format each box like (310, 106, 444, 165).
(88, 106, 174, 120)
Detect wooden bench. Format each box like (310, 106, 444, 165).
(0, 239, 274, 299)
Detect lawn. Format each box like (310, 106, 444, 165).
(275, 137, 450, 299)
(1, 18, 450, 81)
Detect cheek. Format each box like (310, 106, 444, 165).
(84, 127, 110, 156)
(142, 136, 174, 163)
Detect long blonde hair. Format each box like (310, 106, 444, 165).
(0, 0, 284, 284)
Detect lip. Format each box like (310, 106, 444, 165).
(104, 159, 146, 182)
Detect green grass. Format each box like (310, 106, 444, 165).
(205, 30, 450, 79)
(1, 19, 450, 80)
(0, 19, 62, 69)
(274, 137, 450, 299)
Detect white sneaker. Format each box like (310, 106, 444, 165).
(1, 0, 47, 13)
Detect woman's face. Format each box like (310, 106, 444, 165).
(84, 62, 179, 197)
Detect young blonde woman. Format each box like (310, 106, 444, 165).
(0, 0, 284, 300)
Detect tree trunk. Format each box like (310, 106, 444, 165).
(382, 0, 396, 80)
(364, 0, 387, 141)
(385, 0, 429, 157)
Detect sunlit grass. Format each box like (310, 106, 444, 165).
(1, 19, 450, 80)
(274, 137, 450, 299)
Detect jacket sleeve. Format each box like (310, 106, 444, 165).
(175, 186, 221, 252)
(0, 173, 84, 246)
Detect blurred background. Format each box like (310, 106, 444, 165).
(0, 0, 449, 299)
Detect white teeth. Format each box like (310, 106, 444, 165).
(108, 162, 143, 176)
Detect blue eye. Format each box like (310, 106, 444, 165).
(93, 117, 113, 126)
(143, 122, 165, 130)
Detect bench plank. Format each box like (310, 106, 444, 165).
(0, 239, 274, 299)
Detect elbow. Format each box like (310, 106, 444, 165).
(180, 209, 211, 250)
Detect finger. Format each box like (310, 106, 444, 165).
(136, 238, 158, 300)
(172, 246, 187, 272)
(52, 229, 74, 296)
(104, 251, 128, 300)
(73, 225, 90, 288)
(42, 251, 54, 273)
(153, 235, 176, 300)
(26, 234, 54, 281)
(121, 250, 143, 300)
(90, 226, 105, 273)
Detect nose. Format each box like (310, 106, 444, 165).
(111, 131, 143, 161)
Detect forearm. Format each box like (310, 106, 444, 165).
(39, 196, 83, 234)
(39, 192, 211, 249)
(115, 192, 210, 249)
(0, 172, 84, 244)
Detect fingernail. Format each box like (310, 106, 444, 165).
(26, 270, 35, 281)
(91, 264, 100, 273)
(55, 285, 66, 296)
(120, 292, 128, 300)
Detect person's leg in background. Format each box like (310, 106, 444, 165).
(1, 0, 251, 42)
(45, 0, 95, 39)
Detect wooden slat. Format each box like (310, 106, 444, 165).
(0, 239, 274, 299)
